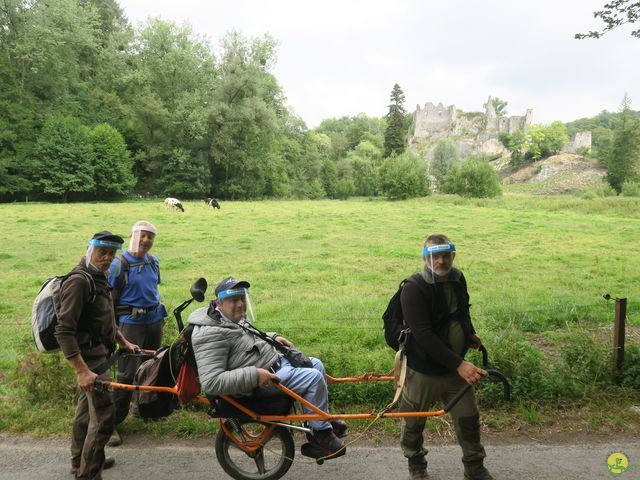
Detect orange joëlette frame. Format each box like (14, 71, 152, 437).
(101, 370, 447, 422)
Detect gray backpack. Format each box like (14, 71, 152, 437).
(31, 271, 96, 353)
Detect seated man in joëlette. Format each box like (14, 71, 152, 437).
(189, 276, 347, 456)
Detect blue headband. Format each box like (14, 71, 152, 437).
(217, 288, 247, 300)
(89, 239, 122, 250)
(422, 243, 456, 257)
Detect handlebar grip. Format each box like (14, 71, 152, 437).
(486, 369, 511, 401)
(443, 368, 511, 413)
(479, 345, 488, 368)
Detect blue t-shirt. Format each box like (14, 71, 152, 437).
(108, 251, 166, 325)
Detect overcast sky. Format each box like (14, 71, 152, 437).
(117, 0, 640, 128)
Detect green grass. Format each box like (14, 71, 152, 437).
(1, 194, 639, 436)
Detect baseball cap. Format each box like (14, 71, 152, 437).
(89, 231, 124, 249)
(215, 276, 251, 298)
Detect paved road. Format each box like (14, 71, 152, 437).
(1, 435, 638, 480)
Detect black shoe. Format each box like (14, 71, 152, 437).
(103, 457, 115, 470)
(331, 420, 348, 438)
(408, 469, 428, 480)
(309, 428, 345, 453)
(463, 461, 494, 480)
(408, 455, 428, 479)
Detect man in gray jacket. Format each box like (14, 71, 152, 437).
(190, 276, 345, 456)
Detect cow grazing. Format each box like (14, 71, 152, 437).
(205, 197, 221, 209)
(164, 197, 184, 212)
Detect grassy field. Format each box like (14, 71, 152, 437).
(1, 194, 639, 438)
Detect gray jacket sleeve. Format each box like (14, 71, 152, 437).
(191, 325, 259, 396)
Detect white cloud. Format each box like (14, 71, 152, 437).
(119, 0, 640, 127)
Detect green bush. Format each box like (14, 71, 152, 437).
(621, 180, 640, 197)
(615, 345, 640, 389)
(17, 352, 77, 405)
(335, 179, 355, 199)
(442, 157, 502, 198)
(576, 146, 591, 157)
(559, 333, 613, 387)
(579, 182, 617, 199)
(378, 151, 429, 199)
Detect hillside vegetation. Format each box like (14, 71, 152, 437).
(501, 154, 606, 194)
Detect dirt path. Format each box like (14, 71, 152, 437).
(1, 434, 638, 480)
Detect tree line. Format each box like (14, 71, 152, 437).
(2, 0, 638, 202)
(0, 0, 424, 202)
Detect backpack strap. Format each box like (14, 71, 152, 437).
(117, 254, 159, 289)
(67, 270, 96, 304)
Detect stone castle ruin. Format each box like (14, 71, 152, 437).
(409, 96, 591, 159)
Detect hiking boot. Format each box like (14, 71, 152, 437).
(70, 458, 114, 476)
(107, 429, 122, 447)
(331, 420, 348, 438)
(408, 468, 428, 479)
(463, 460, 494, 480)
(408, 456, 428, 479)
(103, 457, 115, 470)
(309, 428, 345, 453)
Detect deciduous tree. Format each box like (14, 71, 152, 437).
(431, 138, 461, 190)
(576, 0, 640, 39)
(34, 115, 95, 201)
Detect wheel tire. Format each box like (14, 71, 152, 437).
(215, 420, 295, 480)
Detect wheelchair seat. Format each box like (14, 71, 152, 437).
(207, 387, 293, 419)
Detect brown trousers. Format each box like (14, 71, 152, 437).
(71, 370, 115, 480)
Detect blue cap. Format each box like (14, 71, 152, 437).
(89, 231, 124, 250)
(215, 276, 250, 299)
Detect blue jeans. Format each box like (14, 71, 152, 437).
(274, 355, 331, 430)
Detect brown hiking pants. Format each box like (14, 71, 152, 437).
(399, 366, 487, 465)
(71, 370, 115, 480)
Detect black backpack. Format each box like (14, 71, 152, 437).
(382, 273, 431, 351)
(134, 325, 198, 419)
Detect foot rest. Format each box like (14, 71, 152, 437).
(300, 442, 346, 465)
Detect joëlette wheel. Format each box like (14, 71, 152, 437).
(215, 419, 295, 480)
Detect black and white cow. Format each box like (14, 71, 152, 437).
(164, 197, 184, 212)
(204, 197, 221, 209)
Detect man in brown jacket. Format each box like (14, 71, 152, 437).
(55, 231, 139, 480)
